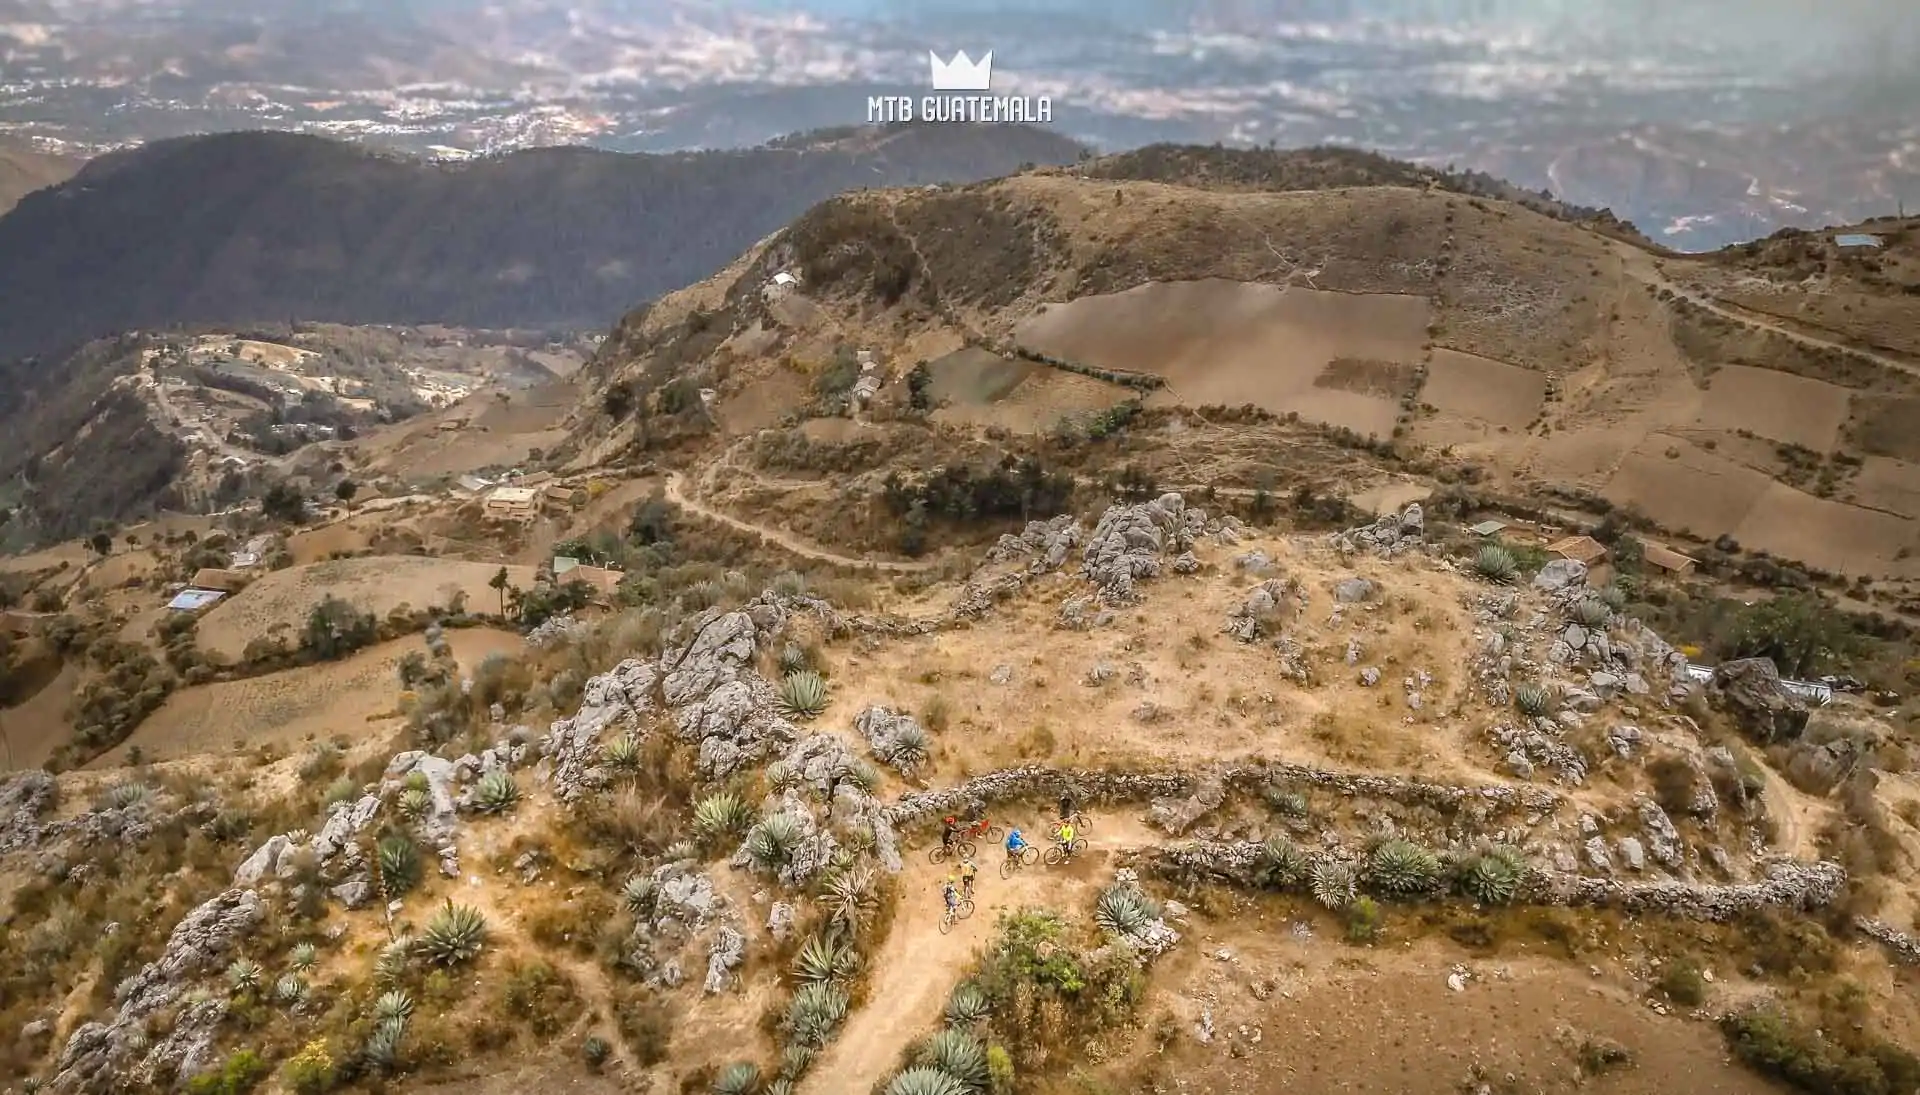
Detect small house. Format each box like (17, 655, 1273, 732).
(167, 589, 227, 612)
(483, 486, 540, 521)
(1638, 539, 1697, 575)
(552, 556, 581, 576)
(1834, 233, 1884, 250)
(455, 474, 492, 496)
(1469, 519, 1509, 537)
(1546, 535, 1608, 566)
(190, 567, 249, 593)
(515, 470, 555, 488)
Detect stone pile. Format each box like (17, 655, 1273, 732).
(1330, 502, 1424, 558)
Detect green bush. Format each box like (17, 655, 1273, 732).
(1721, 1006, 1920, 1095)
(301, 596, 377, 661)
(186, 1049, 268, 1095)
(1658, 959, 1707, 1006)
(279, 1040, 336, 1095)
(1365, 839, 1441, 896)
(1345, 896, 1384, 943)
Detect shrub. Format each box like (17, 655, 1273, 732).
(945, 982, 989, 1027)
(1599, 584, 1629, 611)
(302, 596, 376, 661)
(1514, 682, 1555, 717)
(1365, 839, 1441, 896)
(1455, 846, 1525, 905)
(746, 813, 803, 870)
(279, 1039, 336, 1095)
(1573, 598, 1612, 628)
(778, 671, 829, 720)
(376, 835, 421, 895)
(469, 770, 521, 814)
(1474, 545, 1518, 583)
(785, 982, 851, 1048)
(987, 1044, 1015, 1094)
(792, 934, 857, 985)
(582, 1034, 612, 1071)
(1658, 959, 1707, 1006)
(420, 902, 489, 966)
(1345, 896, 1384, 943)
(915, 1029, 989, 1089)
(1310, 859, 1359, 910)
(694, 791, 752, 842)
(1094, 884, 1161, 936)
(714, 1062, 762, 1095)
(97, 782, 150, 811)
(1719, 1005, 1920, 1095)
(885, 1068, 967, 1095)
(1256, 837, 1309, 889)
(186, 1050, 268, 1095)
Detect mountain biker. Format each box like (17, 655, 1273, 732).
(941, 814, 959, 853)
(1005, 827, 1028, 861)
(1058, 789, 1076, 824)
(942, 877, 960, 914)
(958, 858, 978, 899)
(1055, 821, 1076, 858)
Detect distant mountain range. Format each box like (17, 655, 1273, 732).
(0, 124, 1083, 361)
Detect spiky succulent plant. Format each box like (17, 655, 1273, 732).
(694, 791, 753, 842)
(419, 901, 489, 966)
(779, 1044, 815, 1080)
(778, 641, 809, 674)
(713, 1061, 762, 1095)
(745, 813, 802, 870)
(882, 723, 932, 771)
(1309, 858, 1359, 911)
(839, 758, 880, 793)
(97, 782, 150, 811)
(622, 876, 656, 917)
(1255, 837, 1309, 890)
(1474, 545, 1518, 583)
(397, 787, 432, 819)
(915, 1029, 989, 1090)
(1094, 884, 1162, 936)
(682, 580, 724, 610)
(945, 982, 989, 1027)
(791, 934, 856, 986)
(1599, 583, 1628, 611)
(823, 866, 878, 937)
(1366, 839, 1442, 896)
(777, 670, 829, 720)
(373, 990, 414, 1023)
(767, 1081, 795, 1095)
(765, 761, 799, 791)
(226, 957, 262, 993)
(376, 834, 422, 895)
(884, 1067, 968, 1095)
(602, 733, 643, 771)
(274, 973, 309, 1006)
(785, 983, 850, 1048)
(403, 770, 430, 793)
(374, 940, 412, 986)
(1456, 845, 1527, 906)
(288, 942, 318, 971)
(1573, 598, 1612, 628)
(469, 770, 521, 814)
(362, 1016, 407, 1071)
(1514, 683, 1556, 717)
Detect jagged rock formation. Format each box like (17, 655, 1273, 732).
(1331, 503, 1424, 557)
(1710, 657, 1811, 743)
(853, 705, 932, 776)
(1225, 577, 1305, 642)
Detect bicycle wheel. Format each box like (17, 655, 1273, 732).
(985, 824, 1003, 841)
(928, 845, 950, 865)
(957, 840, 977, 859)
(999, 856, 1018, 879)
(1043, 845, 1064, 866)
(939, 911, 955, 936)
(1020, 845, 1039, 866)
(958, 899, 976, 921)
(1069, 837, 1087, 855)
(1072, 812, 1091, 831)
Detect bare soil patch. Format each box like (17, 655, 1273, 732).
(1602, 437, 1773, 540)
(1846, 456, 1920, 519)
(1422, 348, 1547, 428)
(195, 555, 539, 660)
(1732, 482, 1916, 576)
(1849, 395, 1920, 461)
(1694, 364, 1852, 451)
(2, 663, 79, 771)
(924, 346, 1133, 434)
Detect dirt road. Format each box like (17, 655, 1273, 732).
(662, 471, 935, 573)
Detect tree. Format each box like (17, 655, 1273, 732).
(489, 566, 510, 618)
(907, 361, 934, 411)
(89, 532, 112, 555)
(334, 479, 357, 501)
(602, 381, 635, 420)
(302, 596, 377, 661)
(262, 483, 307, 524)
(1716, 593, 1861, 679)
(628, 490, 674, 547)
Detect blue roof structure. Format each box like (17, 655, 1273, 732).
(1834, 233, 1883, 248)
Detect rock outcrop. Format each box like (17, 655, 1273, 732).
(1709, 658, 1810, 743)
(1081, 493, 1205, 604)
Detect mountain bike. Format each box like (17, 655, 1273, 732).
(1043, 837, 1087, 866)
(939, 897, 976, 935)
(961, 817, 1002, 842)
(1051, 812, 1090, 837)
(999, 844, 1039, 879)
(929, 839, 977, 865)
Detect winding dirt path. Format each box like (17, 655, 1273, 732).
(662, 471, 935, 573)
(799, 816, 1165, 1095)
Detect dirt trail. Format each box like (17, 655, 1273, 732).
(1610, 243, 1920, 381)
(662, 471, 934, 573)
(800, 815, 1165, 1095)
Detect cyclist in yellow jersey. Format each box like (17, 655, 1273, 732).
(958, 858, 978, 899)
(1056, 822, 1076, 856)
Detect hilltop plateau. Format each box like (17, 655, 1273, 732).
(3, 144, 1920, 1095)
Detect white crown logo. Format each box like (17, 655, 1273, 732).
(928, 50, 992, 92)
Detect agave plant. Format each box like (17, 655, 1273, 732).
(419, 901, 489, 966)
(1309, 858, 1359, 911)
(226, 957, 263, 993)
(662, 839, 699, 862)
(884, 1067, 967, 1095)
(602, 733, 643, 772)
(374, 940, 413, 986)
(582, 1034, 612, 1070)
(713, 1061, 762, 1095)
(469, 770, 521, 814)
(772, 571, 809, 597)
(765, 761, 799, 792)
(777, 670, 830, 720)
(397, 787, 432, 819)
(767, 1082, 795, 1095)
(945, 983, 989, 1027)
(1572, 598, 1612, 628)
(622, 876, 657, 917)
(883, 723, 932, 771)
(1474, 545, 1519, 583)
(778, 641, 809, 674)
(1255, 837, 1309, 890)
(786, 982, 850, 1048)
(377, 834, 422, 895)
(373, 990, 414, 1023)
(779, 1044, 816, 1080)
(823, 866, 878, 937)
(694, 791, 753, 842)
(1599, 583, 1628, 611)
(403, 770, 430, 793)
(274, 973, 310, 1006)
(362, 1016, 407, 1071)
(839, 759, 880, 794)
(288, 942, 319, 972)
(1365, 839, 1442, 896)
(746, 813, 803, 870)
(1263, 784, 1310, 818)
(1514, 683, 1557, 717)
(97, 782, 151, 811)
(1094, 885, 1161, 936)
(1456, 845, 1526, 906)
(915, 1029, 989, 1090)
(792, 934, 857, 986)
(682, 580, 724, 610)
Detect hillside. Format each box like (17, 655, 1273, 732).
(0, 125, 1084, 361)
(0, 139, 82, 215)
